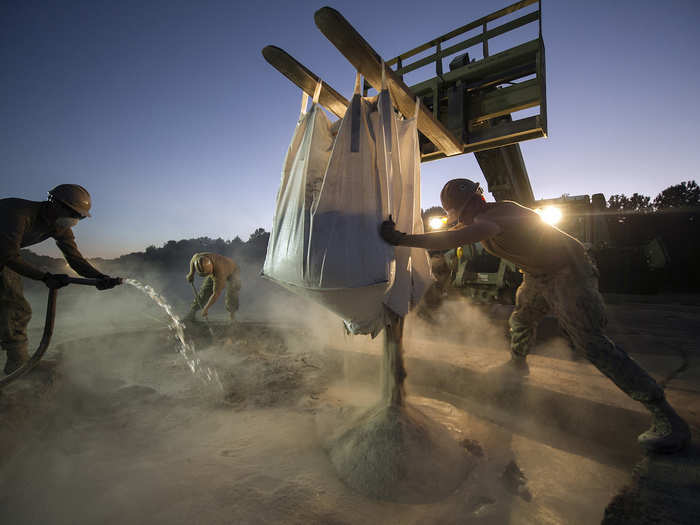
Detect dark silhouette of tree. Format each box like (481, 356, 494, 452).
(422, 206, 446, 218)
(248, 228, 268, 242)
(608, 193, 653, 213)
(653, 180, 700, 210)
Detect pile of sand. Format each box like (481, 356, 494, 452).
(325, 402, 475, 502)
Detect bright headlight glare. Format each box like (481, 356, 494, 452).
(535, 206, 562, 225)
(428, 216, 448, 230)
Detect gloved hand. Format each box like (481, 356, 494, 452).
(379, 217, 407, 246)
(96, 276, 122, 290)
(43, 273, 71, 290)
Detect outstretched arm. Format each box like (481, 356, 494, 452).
(186, 254, 197, 282)
(381, 218, 501, 251)
(202, 277, 223, 316)
(55, 231, 106, 278)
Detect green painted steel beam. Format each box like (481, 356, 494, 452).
(386, 0, 539, 66)
(468, 78, 540, 124)
(409, 39, 540, 97)
(396, 11, 540, 76)
(465, 115, 545, 153)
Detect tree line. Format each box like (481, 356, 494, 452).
(606, 180, 699, 213)
(19, 180, 698, 285)
(20, 228, 272, 278)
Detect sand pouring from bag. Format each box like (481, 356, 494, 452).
(322, 312, 473, 502)
(125, 279, 223, 391)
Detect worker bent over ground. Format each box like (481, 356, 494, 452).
(185, 252, 240, 323)
(0, 185, 120, 375)
(380, 178, 691, 454)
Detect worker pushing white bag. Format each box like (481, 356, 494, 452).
(263, 72, 432, 335)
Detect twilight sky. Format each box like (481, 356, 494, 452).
(2, 0, 699, 258)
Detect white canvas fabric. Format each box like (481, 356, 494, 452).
(263, 81, 432, 335)
(384, 100, 433, 318)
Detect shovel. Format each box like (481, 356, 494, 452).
(190, 281, 217, 340)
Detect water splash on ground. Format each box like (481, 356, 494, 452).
(125, 278, 222, 391)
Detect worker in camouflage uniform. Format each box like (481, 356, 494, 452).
(0, 185, 121, 374)
(416, 251, 453, 323)
(380, 178, 690, 454)
(185, 252, 240, 323)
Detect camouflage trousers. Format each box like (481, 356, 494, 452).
(0, 267, 32, 359)
(190, 275, 240, 320)
(509, 257, 663, 403)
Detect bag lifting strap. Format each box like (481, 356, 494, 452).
(350, 71, 362, 153)
(299, 90, 309, 120)
(312, 79, 322, 104)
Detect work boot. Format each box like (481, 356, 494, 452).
(489, 353, 529, 380)
(507, 353, 530, 376)
(638, 399, 691, 454)
(4, 346, 29, 375)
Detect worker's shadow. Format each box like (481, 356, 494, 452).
(602, 441, 700, 523)
(435, 372, 534, 523)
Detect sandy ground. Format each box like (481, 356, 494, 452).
(0, 293, 698, 524)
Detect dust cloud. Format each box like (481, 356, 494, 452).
(1, 264, 627, 524)
(405, 294, 576, 365)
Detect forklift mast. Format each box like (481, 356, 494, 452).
(382, 0, 544, 204)
(265, 1, 545, 204)
(264, 1, 548, 305)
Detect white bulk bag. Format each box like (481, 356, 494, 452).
(384, 101, 433, 318)
(263, 77, 432, 335)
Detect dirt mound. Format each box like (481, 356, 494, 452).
(215, 323, 334, 409)
(325, 402, 475, 502)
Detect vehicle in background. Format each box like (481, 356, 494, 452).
(421, 194, 669, 306)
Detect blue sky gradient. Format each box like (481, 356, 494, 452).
(2, 0, 699, 257)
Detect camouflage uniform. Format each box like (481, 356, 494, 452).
(0, 267, 32, 365)
(190, 273, 241, 321)
(416, 252, 453, 322)
(509, 254, 663, 402)
(0, 198, 107, 373)
(385, 195, 688, 451)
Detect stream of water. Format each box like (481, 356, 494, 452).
(125, 278, 223, 391)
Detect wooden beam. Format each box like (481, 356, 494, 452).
(314, 7, 463, 157)
(262, 45, 349, 119)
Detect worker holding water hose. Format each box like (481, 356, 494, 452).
(0, 185, 121, 374)
(185, 252, 240, 323)
(380, 178, 690, 454)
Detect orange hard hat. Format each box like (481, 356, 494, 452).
(195, 256, 213, 276)
(440, 179, 483, 224)
(48, 184, 92, 218)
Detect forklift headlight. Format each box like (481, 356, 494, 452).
(535, 206, 562, 226)
(428, 216, 448, 231)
